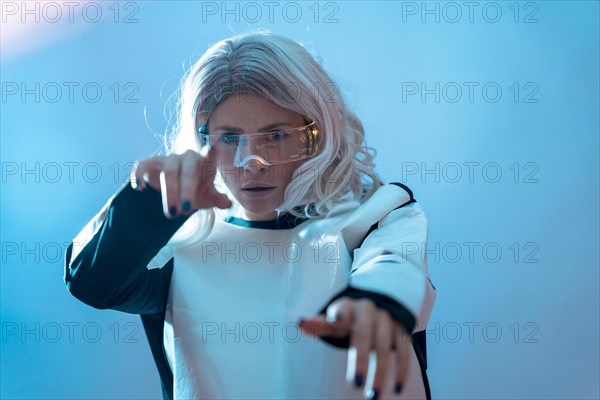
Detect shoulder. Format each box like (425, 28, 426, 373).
(373, 182, 427, 226)
(337, 182, 423, 250)
(361, 181, 417, 213)
(387, 182, 415, 203)
(351, 183, 427, 251)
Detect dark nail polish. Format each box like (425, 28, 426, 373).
(182, 200, 190, 211)
(395, 383, 403, 394)
(354, 373, 363, 387)
(369, 389, 379, 400)
(169, 206, 177, 217)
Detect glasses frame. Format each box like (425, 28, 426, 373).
(197, 118, 320, 166)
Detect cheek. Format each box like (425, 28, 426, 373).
(278, 162, 303, 184)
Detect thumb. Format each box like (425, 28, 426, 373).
(325, 298, 355, 333)
(212, 190, 232, 209)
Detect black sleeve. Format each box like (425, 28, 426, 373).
(315, 286, 416, 349)
(63, 182, 190, 314)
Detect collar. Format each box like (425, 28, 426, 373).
(223, 213, 309, 230)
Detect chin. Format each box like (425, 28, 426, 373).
(238, 199, 267, 210)
(244, 205, 277, 216)
(239, 200, 280, 218)
(239, 194, 281, 210)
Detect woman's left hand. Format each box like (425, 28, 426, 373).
(298, 297, 412, 399)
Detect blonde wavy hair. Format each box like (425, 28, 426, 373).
(165, 30, 382, 247)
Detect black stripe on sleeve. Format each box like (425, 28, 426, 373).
(140, 309, 174, 400)
(315, 286, 417, 349)
(412, 330, 432, 399)
(388, 182, 414, 202)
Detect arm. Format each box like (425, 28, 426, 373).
(64, 182, 189, 314)
(317, 183, 435, 347)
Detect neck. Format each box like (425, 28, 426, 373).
(239, 209, 281, 221)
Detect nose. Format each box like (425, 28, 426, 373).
(233, 137, 270, 170)
(243, 158, 267, 174)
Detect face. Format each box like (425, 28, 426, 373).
(207, 93, 307, 221)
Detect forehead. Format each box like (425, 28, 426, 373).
(208, 93, 303, 129)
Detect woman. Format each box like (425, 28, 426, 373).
(64, 31, 437, 400)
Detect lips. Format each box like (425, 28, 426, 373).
(241, 186, 276, 198)
(241, 184, 275, 190)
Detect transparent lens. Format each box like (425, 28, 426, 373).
(198, 121, 319, 166)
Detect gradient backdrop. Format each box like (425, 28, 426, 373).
(1, 1, 598, 399)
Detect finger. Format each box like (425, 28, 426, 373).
(179, 150, 201, 214)
(199, 145, 219, 182)
(325, 298, 355, 325)
(369, 311, 394, 399)
(298, 315, 349, 338)
(130, 160, 144, 190)
(394, 323, 412, 396)
(349, 299, 376, 389)
(131, 157, 161, 191)
(199, 146, 231, 209)
(159, 155, 181, 219)
(298, 297, 356, 338)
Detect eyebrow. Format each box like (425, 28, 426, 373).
(213, 122, 292, 132)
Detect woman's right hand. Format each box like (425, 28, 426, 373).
(130, 147, 232, 219)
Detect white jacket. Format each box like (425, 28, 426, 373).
(64, 181, 436, 399)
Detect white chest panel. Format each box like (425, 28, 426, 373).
(163, 216, 366, 399)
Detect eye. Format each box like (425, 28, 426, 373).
(218, 133, 240, 144)
(269, 131, 288, 141)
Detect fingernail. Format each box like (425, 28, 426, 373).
(169, 206, 177, 217)
(368, 389, 379, 400)
(395, 383, 403, 394)
(335, 311, 343, 322)
(354, 373, 363, 388)
(182, 200, 190, 211)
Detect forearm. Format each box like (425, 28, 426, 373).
(64, 182, 188, 312)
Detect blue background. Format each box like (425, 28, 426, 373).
(1, 1, 598, 398)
